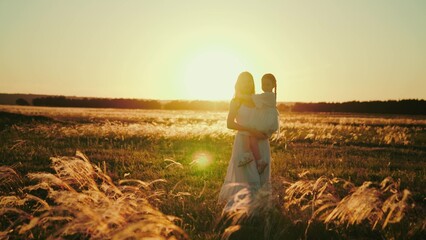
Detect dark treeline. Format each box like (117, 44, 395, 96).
(31, 96, 229, 111)
(164, 100, 228, 111)
(292, 99, 426, 115)
(17, 96, 426, 115)
(277, 103, 291, 112)
(32, 96, 161, 109)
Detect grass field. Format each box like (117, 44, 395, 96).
(1, 105, 425, 239)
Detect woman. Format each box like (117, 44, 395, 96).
(218, 71, 272, 204)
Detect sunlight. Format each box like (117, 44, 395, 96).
(180, 46, 249, 100)
(191, 151, 212, 169)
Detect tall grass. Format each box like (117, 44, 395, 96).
(285, 177, 411, 230)
(218, 176, 422, 239)
(1, 152, 424, 239)
(1, 106, 425, 239)
(0, 151, 187, 239)
(2, 105, 425, 147)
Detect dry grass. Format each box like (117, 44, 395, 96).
(1, 106, 425, 239)
(2, 105, 425, 147)
(0, 151, 187, 240)
(217, 175, 420, 239)
(284, 176, 411, 229)
(0, 166, 22, 195)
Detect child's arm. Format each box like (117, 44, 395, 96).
(251, 94, 266, 109)
(226, 99, 267, 139)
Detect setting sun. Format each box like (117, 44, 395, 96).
(179, 46, 251, 100)
(0, 1, 425, 101)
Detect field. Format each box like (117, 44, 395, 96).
(1, 105, 425, 239)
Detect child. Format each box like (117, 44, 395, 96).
(237, 73, 279, 174)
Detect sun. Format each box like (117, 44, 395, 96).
(180, 46, 250, 101)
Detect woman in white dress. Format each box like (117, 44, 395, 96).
(218, 71, 272, 205)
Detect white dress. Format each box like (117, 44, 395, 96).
(218, 104, 271, 204)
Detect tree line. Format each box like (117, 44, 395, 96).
(13, 96, 426, 115)
(31, 96, 161, 109)
(292, 99, 426, 115)
(26, 96, 229, 111)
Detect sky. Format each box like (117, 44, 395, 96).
(1, 0, 425, 102)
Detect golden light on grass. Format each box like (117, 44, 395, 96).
(1, 106, 424, 239)
(0, 151, 188, 239)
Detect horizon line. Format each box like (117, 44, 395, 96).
(0, 92, 424, 104)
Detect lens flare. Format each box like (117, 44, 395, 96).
(192, 152, 212, 169)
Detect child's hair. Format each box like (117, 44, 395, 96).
(261, 73, 277, 99)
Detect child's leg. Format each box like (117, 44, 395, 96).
(249, 136, 261, 161)
(238, 133, 254, 167)
(249, 136, 268, 174)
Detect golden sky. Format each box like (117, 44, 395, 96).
(1, 0, 425, 102)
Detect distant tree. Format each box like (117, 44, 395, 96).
(277, 103, 291, 112)
(291, 99, 426, 115)
(16, 98, 30, 106)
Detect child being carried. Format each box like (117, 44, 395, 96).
(237, 73, 279, 174)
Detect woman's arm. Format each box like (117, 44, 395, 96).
(227, 99, 267, 139)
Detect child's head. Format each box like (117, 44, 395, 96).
(261, 73, 277, 93)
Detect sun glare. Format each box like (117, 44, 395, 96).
(180, 47, 249, 101)
(191, 151, 212, 169)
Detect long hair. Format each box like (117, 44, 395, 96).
(261, 73, 280, 140)
(234, 71, 255, 96)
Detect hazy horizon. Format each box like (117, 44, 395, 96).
(1, 0, 425, 102)
(2, 92, 425, 104)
